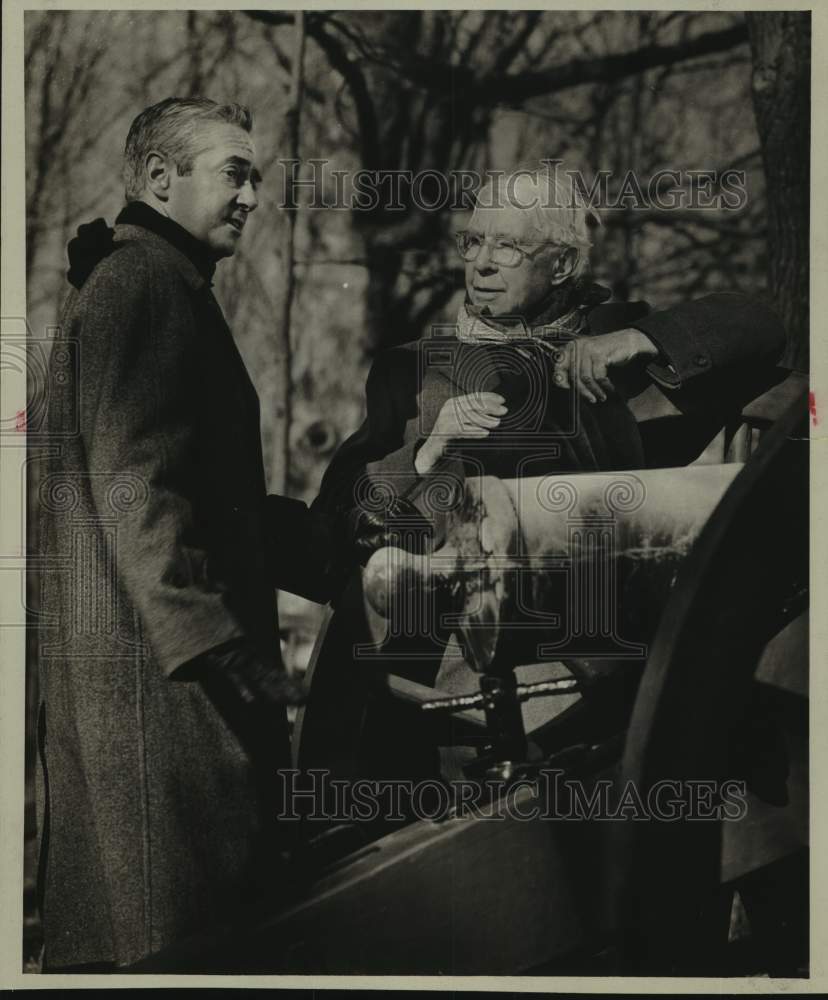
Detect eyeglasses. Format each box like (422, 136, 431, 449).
(455, 230, 556, 268)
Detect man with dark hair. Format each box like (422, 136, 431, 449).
(36, 96, 332, 971)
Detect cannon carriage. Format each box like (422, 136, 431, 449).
(133, 379, 808, 976)
(286, 377, 808, 976)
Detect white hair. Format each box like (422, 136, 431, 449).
(472, 161, 601, 278)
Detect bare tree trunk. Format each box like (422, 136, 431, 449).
(271, 12, 306, 491)
(186, 11, 205, 95)
(747, 12, 810, 372)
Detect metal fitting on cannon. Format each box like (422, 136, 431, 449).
(362, 463, 743, 776)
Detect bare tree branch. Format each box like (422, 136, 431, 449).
(356, 21, 748, 107)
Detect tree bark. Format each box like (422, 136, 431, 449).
(747, 12, 810, 372)
(271, 11, 306, 491)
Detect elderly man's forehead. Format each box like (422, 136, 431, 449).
(468, 201, 543, 239)
(470, 176, 555, 235)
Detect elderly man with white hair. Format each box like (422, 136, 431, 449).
(453, 167, 660, 405)
(299, 161, 787, 794)
(315, 163, 785, 534)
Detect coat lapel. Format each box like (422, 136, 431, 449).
(411, 300, 652, 441)
(114, 224, 261, 419)
(416, 334, 506, 434)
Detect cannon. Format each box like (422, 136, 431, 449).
(130, 386, 808, 976)
(356, 462, 742, 778)
(285, 385, 807, 976)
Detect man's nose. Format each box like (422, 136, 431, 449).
(475, 240, 497, 272)
(237, 179, 258, 212)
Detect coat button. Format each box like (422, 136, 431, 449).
(694, 354, 710, 367)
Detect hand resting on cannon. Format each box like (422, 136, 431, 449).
(361, 464, 742, 703)
(344, 495, 435, 566)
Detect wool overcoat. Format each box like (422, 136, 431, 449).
(36, 220, 294, 968)
(305, 291, 786, 785)
(313, 292, 786, 519)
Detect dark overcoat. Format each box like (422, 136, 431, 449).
(303, 292, 786, 784)
(313, 292, 786, 522)
(36, 221, 293, 968)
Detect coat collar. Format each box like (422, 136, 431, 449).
(112, 202, 218, 290)
(112, 223, 210, 291)
(65, 203, 216, 291)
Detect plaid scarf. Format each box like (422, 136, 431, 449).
(455, 280, 611, 345)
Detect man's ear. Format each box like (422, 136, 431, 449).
(549, 246, 579, 286)
(144, 151, 172, 201)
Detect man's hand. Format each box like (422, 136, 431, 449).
(199, 638, 308, 709)
(195, 638, 306, 763)
(414, 392, 507, 474)
(548, 329, 659, 404)
(344, 496, 434, 566)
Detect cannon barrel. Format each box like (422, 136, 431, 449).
(363, 464, 742, 672)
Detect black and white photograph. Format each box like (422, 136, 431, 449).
(0, 0, 821, 987)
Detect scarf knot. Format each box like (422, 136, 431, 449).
(455, 280, 610, 345)
(456, 301, 586, 345)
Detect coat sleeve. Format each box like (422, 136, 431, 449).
(263, 493, 342, 605)
(264, 349, 424, 605)
(313, 348, 425, 516)
(76, 244, 245, 677)
(632, 291, 786, 390)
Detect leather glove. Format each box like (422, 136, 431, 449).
(198, 637, 308, 708)
(343, 495, 434, 567)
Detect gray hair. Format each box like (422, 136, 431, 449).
(123, 97, 253, 201)
(472, 161, 601, 278)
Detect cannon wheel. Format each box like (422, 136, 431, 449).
(280, 390, 808, 976)
(610, 390, 808, 974)
(130, 394, 808, 975)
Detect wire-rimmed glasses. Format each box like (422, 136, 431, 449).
(455, 230, 556, 268)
